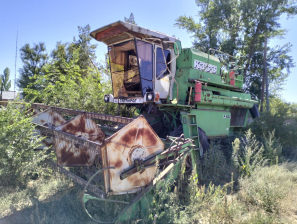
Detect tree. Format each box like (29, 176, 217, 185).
(70, 24, 97, 78)
(0, 68, 11, 100)
(17, 43, 48, 91)
(124, 13, 137, 25)
(24, 48, 116, 114)
(50, 25, 97, 79)
(175, 0, 297, 99)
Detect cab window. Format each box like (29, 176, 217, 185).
(156, 48, 170, 80)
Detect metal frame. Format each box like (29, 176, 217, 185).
(81, 140, 194, 223)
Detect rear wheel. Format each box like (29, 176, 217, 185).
(198, 127, 209, 155)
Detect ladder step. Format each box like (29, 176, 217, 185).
(190, 136, 199, 138)
(188, 124, 197, 126)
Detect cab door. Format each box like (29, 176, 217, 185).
(154, 45, 171, 99)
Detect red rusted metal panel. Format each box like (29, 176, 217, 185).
(104, 116, 164, 195)
(95, 24, 129, 41)
(54, 113, 105, 166)
(31, 104, 134, 124)
(32, 108, 66, 127)
(32, 108, 66, 147)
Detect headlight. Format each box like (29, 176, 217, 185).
(104, 95, 109, 103)
(146, 92, 155, 102)
(147, 94, 153, 101)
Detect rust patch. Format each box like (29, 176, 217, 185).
(54, 113, 104, 167)
(121, 127, 137, 145)
(95, 24, 129, 41)
(114, 160, 123, 168)
(105, 116, 164, 194)
(131, 177, 142, 186)
(61, 121, 77, 134)
(136, 128, 143, 142)
(143, 128, 157, 147)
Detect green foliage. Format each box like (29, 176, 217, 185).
(48, 25, 97, 80)
(17, 43, 48, 91)
(238, 163, 297, 213)
(232, 129, 266, 176)
(249, 98, 297, 154)
(0, 103, 44, 187)
(198, 140, 228, 183)
(22, 25, 116, 114)
(263, 130, 283, 165)
(24, 48, 116, 114)
(149, 159, 297, 224)
(268, 43, 294, 95)
(1, 68, 11, 91)
(0, 67, 12, 101)
(148, 171, 233, 224)
(175, 0, 297, 99)
(179, 181, 233, 224)
(269, 95, 291, 116)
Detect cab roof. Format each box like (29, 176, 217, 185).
(90, 20, 179, 45)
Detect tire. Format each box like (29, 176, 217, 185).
(198, 127, 209, 154)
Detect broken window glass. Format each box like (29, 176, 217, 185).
(156, 48, 170, 80)
(109, 40, 141, 98)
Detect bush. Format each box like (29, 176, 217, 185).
(0, 103, 44, 187)
(198, 140, 228, 184)
(24, 48, 117, 115)
(232, 129, 266, 176)
(249, 97, 297, 160)
(262, 130, 283, 165)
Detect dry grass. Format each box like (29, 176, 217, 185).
(0, 173, 92, 224)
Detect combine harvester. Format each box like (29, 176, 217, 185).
(3, 21, 259, 223)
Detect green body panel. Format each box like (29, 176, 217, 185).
(117, 156, 184, 222)
(181, 109, 231, 138)
(192, 109, 231, 137)
(176, 48, 221, 78)
(180, 112, 200, 148)
(175, 48, 243, 89)
(172, 68, 254, 105)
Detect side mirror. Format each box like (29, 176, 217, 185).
(174, 41, 182, 55)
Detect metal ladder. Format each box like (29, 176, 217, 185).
(186, 114, 200, 150)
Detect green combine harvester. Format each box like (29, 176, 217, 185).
(3, 20, 259, 223)
(92, 20, 259, 151)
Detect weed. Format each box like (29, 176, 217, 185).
(232, 129, 266, 176)
(198, 140, 228, 184)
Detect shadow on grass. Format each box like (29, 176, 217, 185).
(0, 185, 96, 224)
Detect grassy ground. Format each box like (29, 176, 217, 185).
(1, 148, 297, 224)
(0, 173, 94, 224)
(1, 162, 297, 224)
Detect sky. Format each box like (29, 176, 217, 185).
(0, 0, 296, 103)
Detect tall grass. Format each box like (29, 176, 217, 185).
(146, 130, 297, 224)
(1, 127, 297, 224)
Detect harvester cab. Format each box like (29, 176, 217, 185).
(90, 20, 181, 104)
